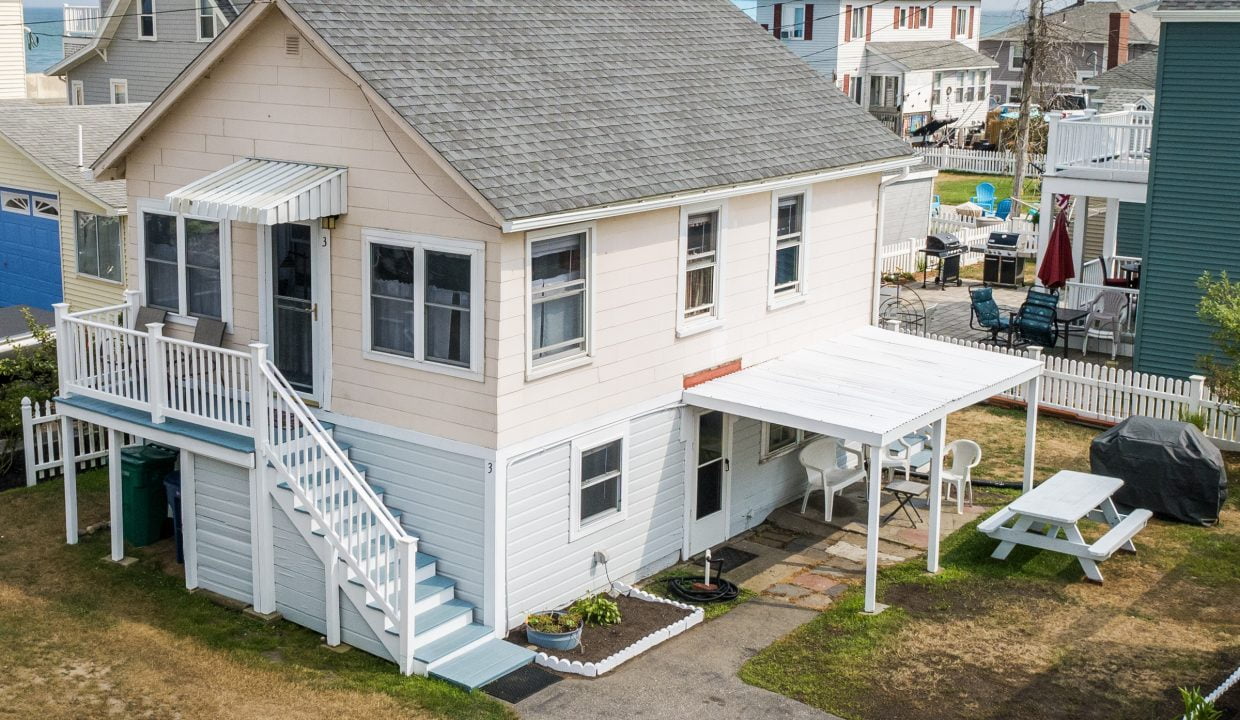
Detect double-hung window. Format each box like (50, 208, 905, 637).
(196, 0, 225, 41)
(570, 429, 628, 540)
(76, 211, 123, 282)
(761, 423, 820, 460)
(678, 205, 723, 335)
(529, 227, 590, 372)
(956, 8, 969, 38)
(138, 0, 155, 38)
(917, 6, 928, 28)
(139, 201, 228, 322)
(850, 6, 865, 40)
(363, 229, 484, 377)
(781, 4, 806, 40)
(770, 190, 808, 304)
(1010, 42, 1024, 71)
(110, 79, 128, 104)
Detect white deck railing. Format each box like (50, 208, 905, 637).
(917, 147, 1046, 177)
(63, 4, 100, 36)
(1046, 108, 1153, 181)
(20, 398, 140, 485)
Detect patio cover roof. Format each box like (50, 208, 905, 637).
(165, 158, 347, 225)
(682, 326, 1043, 447)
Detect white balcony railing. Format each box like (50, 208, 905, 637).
(63, 4, 100, 36)
(1045, 107, 1153, 182)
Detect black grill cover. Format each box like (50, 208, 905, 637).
(1089, 417, 1228, 526)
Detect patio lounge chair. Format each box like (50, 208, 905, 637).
(941, 439, 981, 514)
(969, 287, 1013, 345)
(1013, 291, 1059, 349)
(799, 437, 866, 523)
(970, 182, 997, 213)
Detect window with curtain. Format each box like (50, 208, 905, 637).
(143, 211, 179, 312)
(683, 209, 719, 323)
(140, 207, 224, 320)
(424, 250, 471, 367)
(773, 193, 805, 298)
(850, 6, 865, 38)
(530, 232, 587, 366)
(781, 5, 806, 39)
(75, 211, 122, 282)
(957, 8, 969, 37)
(370, 243, 416, 356)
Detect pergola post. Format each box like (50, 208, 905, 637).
(1023, 350, 1044, 493)
(863, 443, 885, 614)
(62, 414, 78, 545)
(108, 428, 124, 562)
(926, 418, 947, 574)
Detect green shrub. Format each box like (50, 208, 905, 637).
(0, 310, 58, 476)
(569, 594, 622, 627)
(1179, 687, 1221, 720)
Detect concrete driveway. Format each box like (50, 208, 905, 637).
(516, 598, 841, 720)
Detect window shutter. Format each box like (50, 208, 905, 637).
(866, 7, 873, 40)
(950, 5, 957, 37)
(894, 7, 900, 28)
(968, 6, 975, 37)
(844, 5, 852, 41)
(805, 3, 814, 40)
(911, 6, 918, 28)
(773, 3, 782, 38)
(843, 74, 850, 95)
(928, 6, 934, 27)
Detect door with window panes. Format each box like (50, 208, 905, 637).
(689, 410, 731, 556)
(266, 221, 330, 403)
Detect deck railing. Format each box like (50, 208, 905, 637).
(1046, 108, 1153, 180)
(63, 4, 100, 36)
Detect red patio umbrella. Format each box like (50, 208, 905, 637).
(1037, 194, 1075, 290)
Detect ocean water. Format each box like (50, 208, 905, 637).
(23, 5, 64, 73)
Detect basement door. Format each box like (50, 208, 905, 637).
(262, 221, 332, 406)
(689, 410, 731, 557)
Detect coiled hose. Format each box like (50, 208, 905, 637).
(667, 576, 740, 603)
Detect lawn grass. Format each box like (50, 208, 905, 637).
(740, 406, 1240, 720)
(934, 171, 1041, 207)
(640, 566, 757, 621)
(0, 469, 511, 720)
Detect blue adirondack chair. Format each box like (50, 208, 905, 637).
(992, 198, 1013, 220)
(930, 194, 942, 216)
(970, 182, 997, 213)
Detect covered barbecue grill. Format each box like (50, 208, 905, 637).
(919, 233, 964, 289)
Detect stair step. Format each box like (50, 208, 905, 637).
(429, 639, 536, 691)
(366, 574, 455, 613)
(416, 623, 493, 665)
(383, 598, 472, 638)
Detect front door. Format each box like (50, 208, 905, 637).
(689, 410, 731, 557)
(266, 222, 330, 404)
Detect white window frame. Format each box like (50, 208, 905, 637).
(676, 201, 726, 337)
(1009, 42, 1024, 72)
(850, 6, 865, 39)
(195, 0, 226, 42)
(138, 0, 156, 39)
(899, 7, 908, 28)
(136, 198, 232, 327)
(525, 222, 594, 379)
(781, 3, 806, 40)
(74, 210, 124, 283)
(70, 80, 84, 105)
(1, 190, 30, 215)
(109, 79, 128, 105)
(569, 426, 629, 541)
(760, 423, 820, 462)
(956, 8, 969, 37)
(768, 186, 811, 308)
(360, 228, 485, 380)
(32, 197, 59, 220)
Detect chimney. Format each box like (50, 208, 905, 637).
(1107, 12, 1130, 69)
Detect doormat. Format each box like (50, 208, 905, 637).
(481, 663, 561, 704)
(713, 546, 758, 572)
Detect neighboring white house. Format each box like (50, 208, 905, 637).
(752, 0, 996, 138)
(0, 0, 26, 99)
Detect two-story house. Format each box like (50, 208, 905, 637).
(47, 0, 246, 104)
(753, 0, 997, 139)
(50, 0, 1044, 691)
(981, 0, 1159, 104)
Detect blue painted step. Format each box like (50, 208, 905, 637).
(430, 639, 536, 691)
(415, 623, 493, 666)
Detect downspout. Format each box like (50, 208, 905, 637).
(871, 165, 911, 325)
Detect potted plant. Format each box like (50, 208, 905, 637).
(525, 610, 583, 651)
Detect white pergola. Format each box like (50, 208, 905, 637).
(683, 325, 1044, 613)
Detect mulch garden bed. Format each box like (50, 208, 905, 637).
(507, 592, 692, 665)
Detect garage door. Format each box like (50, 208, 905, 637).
(0, 187, 63, 310)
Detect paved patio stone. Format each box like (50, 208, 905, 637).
(790, 572, 841, 593)
(792, 593, 834, 611)
(767, 583, 812, 600)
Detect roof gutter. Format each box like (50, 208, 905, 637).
(500, 155, 920, 233)
(1154, 8, 1240, 20)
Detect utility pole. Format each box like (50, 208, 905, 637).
(1011, 0, 1045, 203)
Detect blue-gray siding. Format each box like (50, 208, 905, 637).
(505, 408, 684, 629)
(1133, 22, 1240, 378)
(728, 418, 806, 537)
(193, 456, 252, 604)
(330, 424, 486, 611)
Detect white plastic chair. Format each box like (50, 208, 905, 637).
(941, 439, 982, 514)
(881, 430, 930, 484)
(1081, 289, 1129, 359)
(799, 438, 866, 523)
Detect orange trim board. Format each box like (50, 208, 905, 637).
(683, 359, 743, 389)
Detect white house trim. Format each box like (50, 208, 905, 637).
(135, 197, 235, 330)
(1155, 9, 1240, 21)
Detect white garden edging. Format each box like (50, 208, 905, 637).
(532, 583, 705, 678)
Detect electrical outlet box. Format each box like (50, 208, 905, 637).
(593, 550, 609, 565)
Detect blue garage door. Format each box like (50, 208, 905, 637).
(0, 187, 63, 310)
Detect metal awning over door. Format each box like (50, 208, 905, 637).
(166, 158, 347, 224)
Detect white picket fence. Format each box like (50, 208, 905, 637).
(918, 147, 1046, 177)
(20, 398, 139, 486)
(918, 332, 1240, 451)
(881, 211, 1038, 275)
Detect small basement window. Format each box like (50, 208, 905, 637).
(570, 429, 628, 540)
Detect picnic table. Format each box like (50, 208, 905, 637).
(978, 470, 1152, 582)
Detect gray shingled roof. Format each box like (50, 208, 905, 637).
(0, 104, 147, 210)
(282, 0, 914, 221)
(1158, 0, 1240, 9)
(866, 41, 999, 71)
(1092, 49, 1159, 93)
(985, 1, 1160, 44)
(1097, 88, 1155, 112)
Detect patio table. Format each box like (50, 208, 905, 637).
(977, 470, 1153, 582)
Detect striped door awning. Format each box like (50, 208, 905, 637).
(165, 157, 347, 225)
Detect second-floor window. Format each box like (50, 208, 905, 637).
(899, 7, 908, 28)
(139, 0, 155, 38)
(850, 6, 865, 39)
(529, 228, 590, 370)
(110, 79, 128, 104)
(1010, 42, 1025, 71)
(770, 190, 807, 303)
(679, 205, 723, 334)
(956, 8, 969, 38)
(781, 4, 805, 40)
(917, 6, 929, 28)
(197, 0, 224, 41)
(140, 202, 228, 322)
(76, 211, 123, 282)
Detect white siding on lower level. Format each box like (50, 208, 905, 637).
(728, 417, 808, 538)
(192, 456, 252, 604)
(505, 407, 685, 629)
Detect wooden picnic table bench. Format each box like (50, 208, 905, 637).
(978, 470, 1152, 582)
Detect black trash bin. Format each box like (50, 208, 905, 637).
(164, 471, 183, 564)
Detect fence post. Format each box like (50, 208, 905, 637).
(248, 343, 269, 450)
(1187, 375, 1207, 417)
(397, 536, 418, 675)
(146, 323, 167, 423)
(122, 289, 141, 328)
(21, 397, 36, 487)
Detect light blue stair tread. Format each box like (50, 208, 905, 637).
(417, 598, 473, 632)
(367, 575, 454, 611)
(55, 395, 254, 453)
(430, 639, 536, 691)
(415, 623, 493, 665)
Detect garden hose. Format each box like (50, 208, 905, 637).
(667, 576, 740, 604)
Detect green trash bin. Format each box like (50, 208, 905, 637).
(121, 444, 179, 547)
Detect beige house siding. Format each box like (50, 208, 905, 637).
(0, 140, 127, 311)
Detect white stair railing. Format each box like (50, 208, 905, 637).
(253, 356, 418, 672)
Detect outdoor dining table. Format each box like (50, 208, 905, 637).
(978, 470, 1153, 582)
